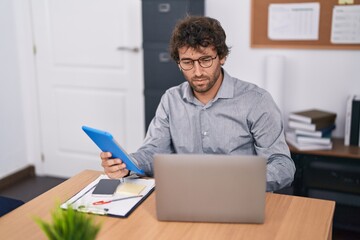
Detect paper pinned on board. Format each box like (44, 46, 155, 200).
(268, 2, 320, 40)
(338, 0, 354, 4)
(331, 5, 360, 44)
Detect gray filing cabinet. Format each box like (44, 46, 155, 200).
(142, 0, 204, 129)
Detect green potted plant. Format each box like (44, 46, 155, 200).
(34, 205, 101, 240)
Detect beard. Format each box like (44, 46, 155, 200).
(189, 76, 215, 93)
(188, 68, 222, 94)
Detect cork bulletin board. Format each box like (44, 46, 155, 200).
(251, 0, 360, 49)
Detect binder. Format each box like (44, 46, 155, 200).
(350, 96, 360, 146)
(344, 94, 355, 146)
(61, 175, 155, 217)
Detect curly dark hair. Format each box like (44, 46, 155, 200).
(169, 16, 230, 62)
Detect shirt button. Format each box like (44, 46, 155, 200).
(203, 131, 208, 136)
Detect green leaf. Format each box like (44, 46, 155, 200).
(33, 203, 102, 240)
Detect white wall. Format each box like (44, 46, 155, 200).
(1, 0, 359, 179)
(0, 0, 29, 178)
(206, 0, 360, 137)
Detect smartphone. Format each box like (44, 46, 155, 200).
(92, 179, 120, 197)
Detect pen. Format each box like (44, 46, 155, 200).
(92, 195, 143, 205)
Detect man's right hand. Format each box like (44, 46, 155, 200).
(100, 152, 129, 179)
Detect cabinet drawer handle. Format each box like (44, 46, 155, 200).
(159, 52, 170, 62)
(158, 3, 171, 13)
(117, 46, 140, 53)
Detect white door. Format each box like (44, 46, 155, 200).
(31, 0, 145, 178)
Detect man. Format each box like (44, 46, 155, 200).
(101, 16, 295, 191)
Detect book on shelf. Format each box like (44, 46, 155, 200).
(289, 109, 337, 124)
(285, 132, 333, 151)
(296, 135, 331, 145)
(344, 94, 355, 146)
(349, 96, 360, 146)
(288, 120, 335, 132)
(294, 125, 335, 138)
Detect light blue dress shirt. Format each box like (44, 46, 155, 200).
(131, 69, 295, 191)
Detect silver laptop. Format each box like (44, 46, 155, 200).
(154, 154, 266, 223)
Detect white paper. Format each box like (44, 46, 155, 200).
(331, 5, 360, 44)
(268, 3, 320, 40)
(61, 175, 155, 217)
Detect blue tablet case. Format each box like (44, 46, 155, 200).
(82, 126, 144, 175)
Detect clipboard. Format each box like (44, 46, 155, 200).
(61, 175, 155, 217)
(82, 126, 145, 175)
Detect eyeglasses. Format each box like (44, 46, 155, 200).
(178, 55, 218, 71)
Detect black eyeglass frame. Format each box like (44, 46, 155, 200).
(178, 55, 218, 71)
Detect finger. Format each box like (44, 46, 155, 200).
(101, 158, 121, 168)
(103, 161, 125, 173)
(108, 163, 127, 173)
(106, 171, 122, 179)
(110, 169, 129, 178)
(105, 167, 129, 179)
(118, 162, 127, 170)
(100, 152, 112, 160)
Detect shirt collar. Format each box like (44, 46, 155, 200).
(215, 69, 234, 100)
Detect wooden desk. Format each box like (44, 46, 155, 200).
(0, 170, 335, 240)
